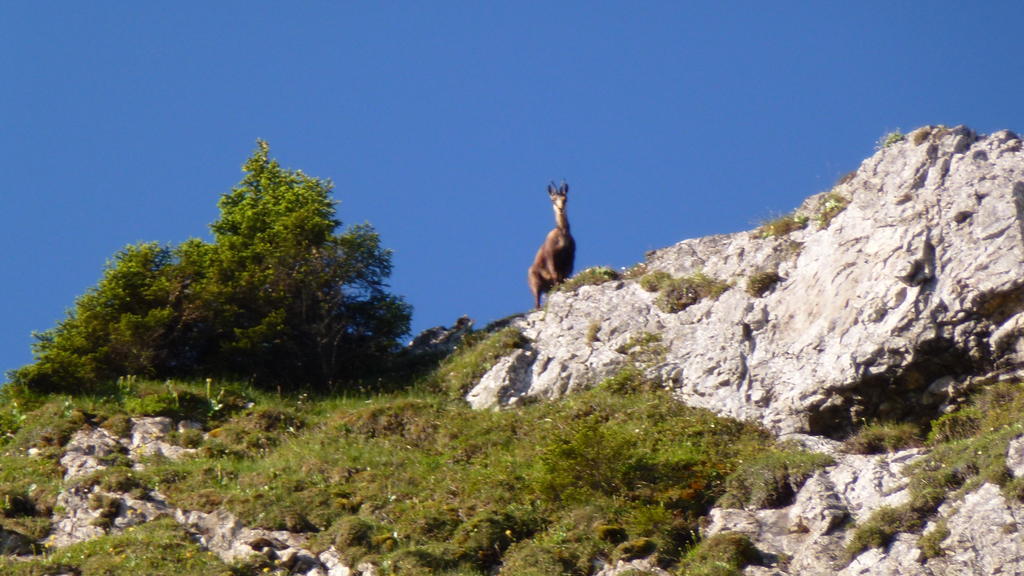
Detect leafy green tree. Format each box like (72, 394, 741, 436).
(11, 141, 410, 393)
(201, 141, 411, 386)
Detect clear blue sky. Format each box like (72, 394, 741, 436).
(3, 3, 1023, 381)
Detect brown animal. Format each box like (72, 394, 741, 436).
(528, 182, 576, 308)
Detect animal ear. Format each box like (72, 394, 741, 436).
(560, 182, 569, 195)
(548, 182, 557, 196)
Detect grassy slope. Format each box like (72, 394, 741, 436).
(6, 328, 1020, 575)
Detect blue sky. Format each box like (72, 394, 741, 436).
(3, 3, 1023, 381)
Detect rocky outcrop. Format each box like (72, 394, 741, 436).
(407, 315, 474, 357)
(466, 126, 1024, 574)
(43, 418, 368, 576)
(20, 126, 1024, 575)
(471, 126, 1024, 438)
(705, 440, 1024, 576)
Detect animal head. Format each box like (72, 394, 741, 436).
(548, 181, 568, 210)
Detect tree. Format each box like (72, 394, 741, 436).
(11, 141, 410, 393)
(200, 141, 411, 386)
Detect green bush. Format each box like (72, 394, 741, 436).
(639, 271, 730, 313)
(677, 532, 761, 576)
(718, 449, 834, 509)
(843, 422, 922, 454)
(846, 505, 923, 560)
(429, 326, 528, 398)
(498, 541, 566, 576)
(746, 270, 782, 297)
(639, 270, 674, 292)
(10, 141, 410, 394)
(758, 213, 808, 238)
(557, 266, 621, 292)
(815, 192, 850, 228)
(877, 130, 905, 150)
(918, 520, 949, 559)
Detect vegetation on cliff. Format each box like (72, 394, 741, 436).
(0, 342, 811, 575)
(9, 142, 410, 394)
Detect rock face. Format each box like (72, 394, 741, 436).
(471, 126, 1024, 438)
(704, 442, 923, 575)
(22, 126, 1024, 576)
(703, 442, 1024, 576)
(467, 126, 1024, 574)
(44, 418, 365, 576)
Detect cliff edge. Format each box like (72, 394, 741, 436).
(470, 125, 1024, 575)
(472, 125, 1024, 437)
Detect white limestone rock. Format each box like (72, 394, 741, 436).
(471, 127, 1024, 438)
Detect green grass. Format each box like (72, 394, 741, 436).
(144, 381, 779, 574)
(877, 130, 905, 150)
(758, 213, 808, 238)
(0, 329, 858, 575)
(716, 448, 834, 510)
(842, 421, 922, 455)
(426, 326, 528, 398)
(746, 270, 782, 298)
(638, 271, 731, 313)
(815, 192, 849, 229)
(556, 266, 621, 293)
(0, 339, 834, 576)
(0, 518, 234, 576)
(844, 381, 1024, 562)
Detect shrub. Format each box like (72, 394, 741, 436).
(815, 192, 850, 228)
(918, 520, 949, 559)
(677, 531, 761, 576)
(877, 130, 905, 149)
(927, 409, 981, 444)
(718, 449, 834, 509)
(557, 266, 621, 292)
(843, 422, 922, 454)
(499, 541, 565, 576)
(615, 537, 657, 561)
(639, 271, 730, 313)
(535, 416, 645, 503)
(638, 270, 673, 292)
(846, 505, 923, 560)
(10, 141, 411, 394)
(746, 270, 782, 297)
(758, 213, 808, 238)
(451, 510, 519, 569)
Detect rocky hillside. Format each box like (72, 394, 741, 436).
(471, 125, 1024, 574)
(5, 126, 1024, 576)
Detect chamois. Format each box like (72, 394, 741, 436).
(528, 182, 576, 308)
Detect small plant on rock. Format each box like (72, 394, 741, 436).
(676, 531, 761, 576)
(842, 421, 922, 455)
(758, 213, 808, 238)
(877, 129, 905, 150)
(428, 326, 528, 398)
(556, 266, 620, 293)
(816, 192, 850, 229)
(746, 270, 783, 297)
(656, 272, 731, 313)
(717, 448, 834, 509)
